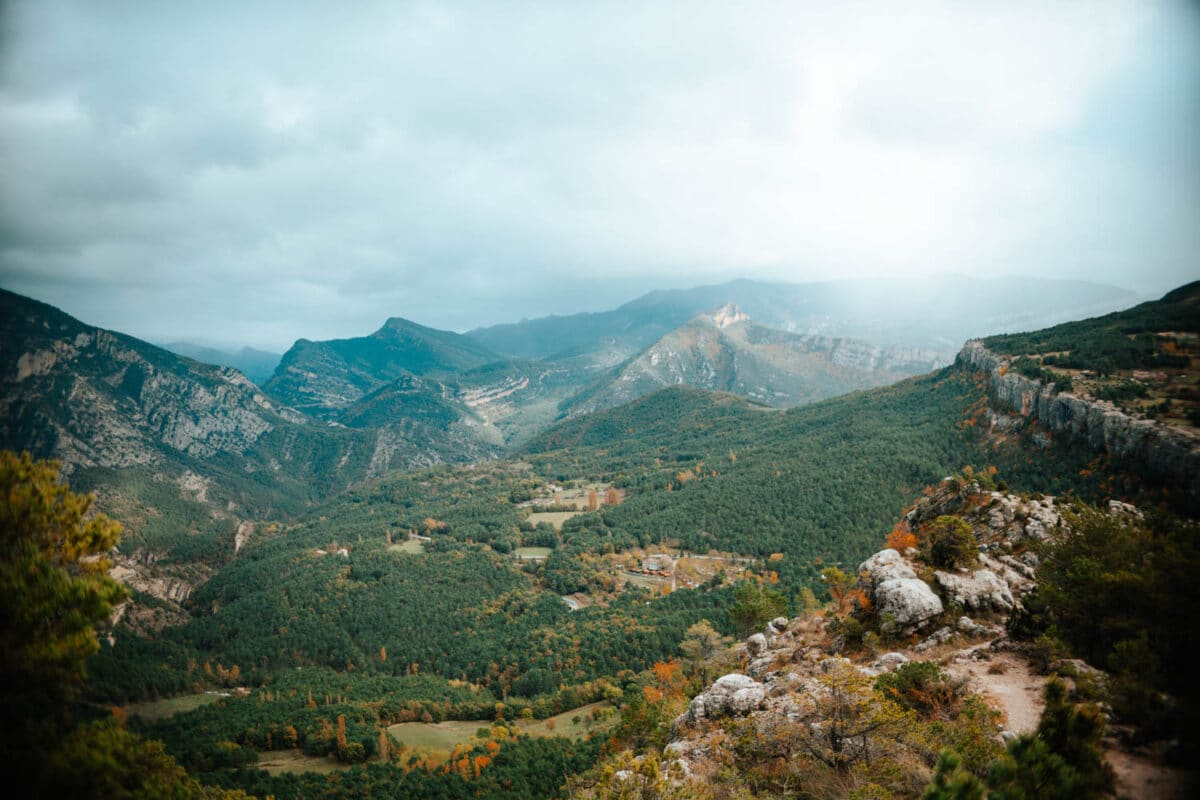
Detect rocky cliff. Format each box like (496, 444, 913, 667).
(565, 306, 945, 415)
(958, 340, 1200, 501)
(0, 290, 503, 560)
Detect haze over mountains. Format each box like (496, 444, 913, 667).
(3, 276, 1140, 472)
(0, 274, 1141, 554)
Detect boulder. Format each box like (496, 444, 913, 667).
(747, 655, 776, 680)
(858, 549, 917, 587)
(746, 633, 768, 657)
(875, 577, 943, 627)
(914, 626, 956, 652)
(767, 617, 790, 635)
(957, 616, 995, 637)
(872, 652, 910, 673)
(935, 569, 1015, 613)
(675, 673, 766, 728)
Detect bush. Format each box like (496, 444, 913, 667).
(876, 661, 965, 719)
(921, 515, 977, 569)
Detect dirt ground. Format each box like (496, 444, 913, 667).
(947, 647, 1196, 798)
(945, 649, 1045, 734)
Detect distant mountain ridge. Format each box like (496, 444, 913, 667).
(468, 276, 1138, 359)
(563, 304, 944, 415)
(264, 316, 501, 418)
(160, 342, 281, 385)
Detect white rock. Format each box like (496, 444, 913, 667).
(935, 569, 1015, 613)
(676, 673, 766, 728)
(915, 626, 955, 652)
(875, 577, 944, 627)
(872, 652, 910, 673)
(858, 549, 917, 587)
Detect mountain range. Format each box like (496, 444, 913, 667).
(5, 276, 1197, 800)
(0, 276, 1146, 560)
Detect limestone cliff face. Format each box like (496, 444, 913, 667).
(3, 319, 291, 470)
(567, 308, 946, 415)
(0, 289, 501, 527)
(958, 340, 1200, 500)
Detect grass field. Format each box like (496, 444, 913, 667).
(125, 692, 223, 721)
(526, 510, 581, 529)
(386, 719, 485, 755)
(388, 539, 426, 554)
(386, 702, 615, 760)
(519, 701, 615, 739)
(513, 545, 553, 559)
(256, 749, 349, 775)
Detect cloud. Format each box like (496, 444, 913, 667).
(1, 0, 1197, 349)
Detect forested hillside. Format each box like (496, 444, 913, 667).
(9, 284, 1194, 800)
(81, 344, 1158, 798)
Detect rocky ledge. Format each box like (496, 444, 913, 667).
(957, 340, 1200, 501)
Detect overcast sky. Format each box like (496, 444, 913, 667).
(1, 1, 1198, 351)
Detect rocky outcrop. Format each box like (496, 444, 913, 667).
(958, 340, 1200, 500)
(859, 549, 917, 585)
(934, 569, 1015, 613)
(676, 673, 766, 727)
(858, 549, 943, 629)
(567, 308, 944, 416)
(874, 578, 944, 628)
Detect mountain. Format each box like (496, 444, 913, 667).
(468, 275, 1138, 360)
(68, 283, 1198, 799)
(563, 304, 944, 415)
(264, 320, 628, 445)
(161, 342, 281, 385)
(264, 317, 503, 418)
(0, 289, 500, 560)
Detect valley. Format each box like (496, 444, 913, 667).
(3, 280, 1197, 799)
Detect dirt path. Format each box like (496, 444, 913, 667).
(946, 647, 1196, 798)
(946, 649, 1045, 734)
(1107, 745, 1196, 799)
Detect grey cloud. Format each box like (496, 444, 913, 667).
(1, 1, 1197, 350)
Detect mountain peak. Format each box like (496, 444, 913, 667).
(703, 303, 749, 329)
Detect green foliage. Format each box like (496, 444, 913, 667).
(921, 515, 977, 570)
(1009, 358, 1073, 392)
(1010, 504, 1200, 741)
(0, 451, 128, 729)
(923, 750, 985, 800)
(0, 451, 244, 798)
(984, 284, 1198, 375)
(678, 619, 732, 685)
(875, 661, 966, 719)
(214, 734, 601, 800)
(44, 719, 252, 800)
(727, 581, 787, 635)
(924, 679, 1112, 800)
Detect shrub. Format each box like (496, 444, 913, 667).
(920, 516, 977, 569)
(876, 661, 965, 720)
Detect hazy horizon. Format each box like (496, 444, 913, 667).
(2, 1, 1197, 350)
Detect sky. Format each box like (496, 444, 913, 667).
(1, 1, 1198, 351)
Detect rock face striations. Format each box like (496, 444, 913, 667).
(0, 290, 500, 523)
(1, 290, 297, 471)
(958, 340, 1200, 502)
(565, 306, 944, 416)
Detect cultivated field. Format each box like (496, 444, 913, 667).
(125, 692, 223, 721)
(256, 749, 349, 775)
(388, 539, 426, 554)
(386, 701, 615, 760)
(525, 510, 581, 529)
